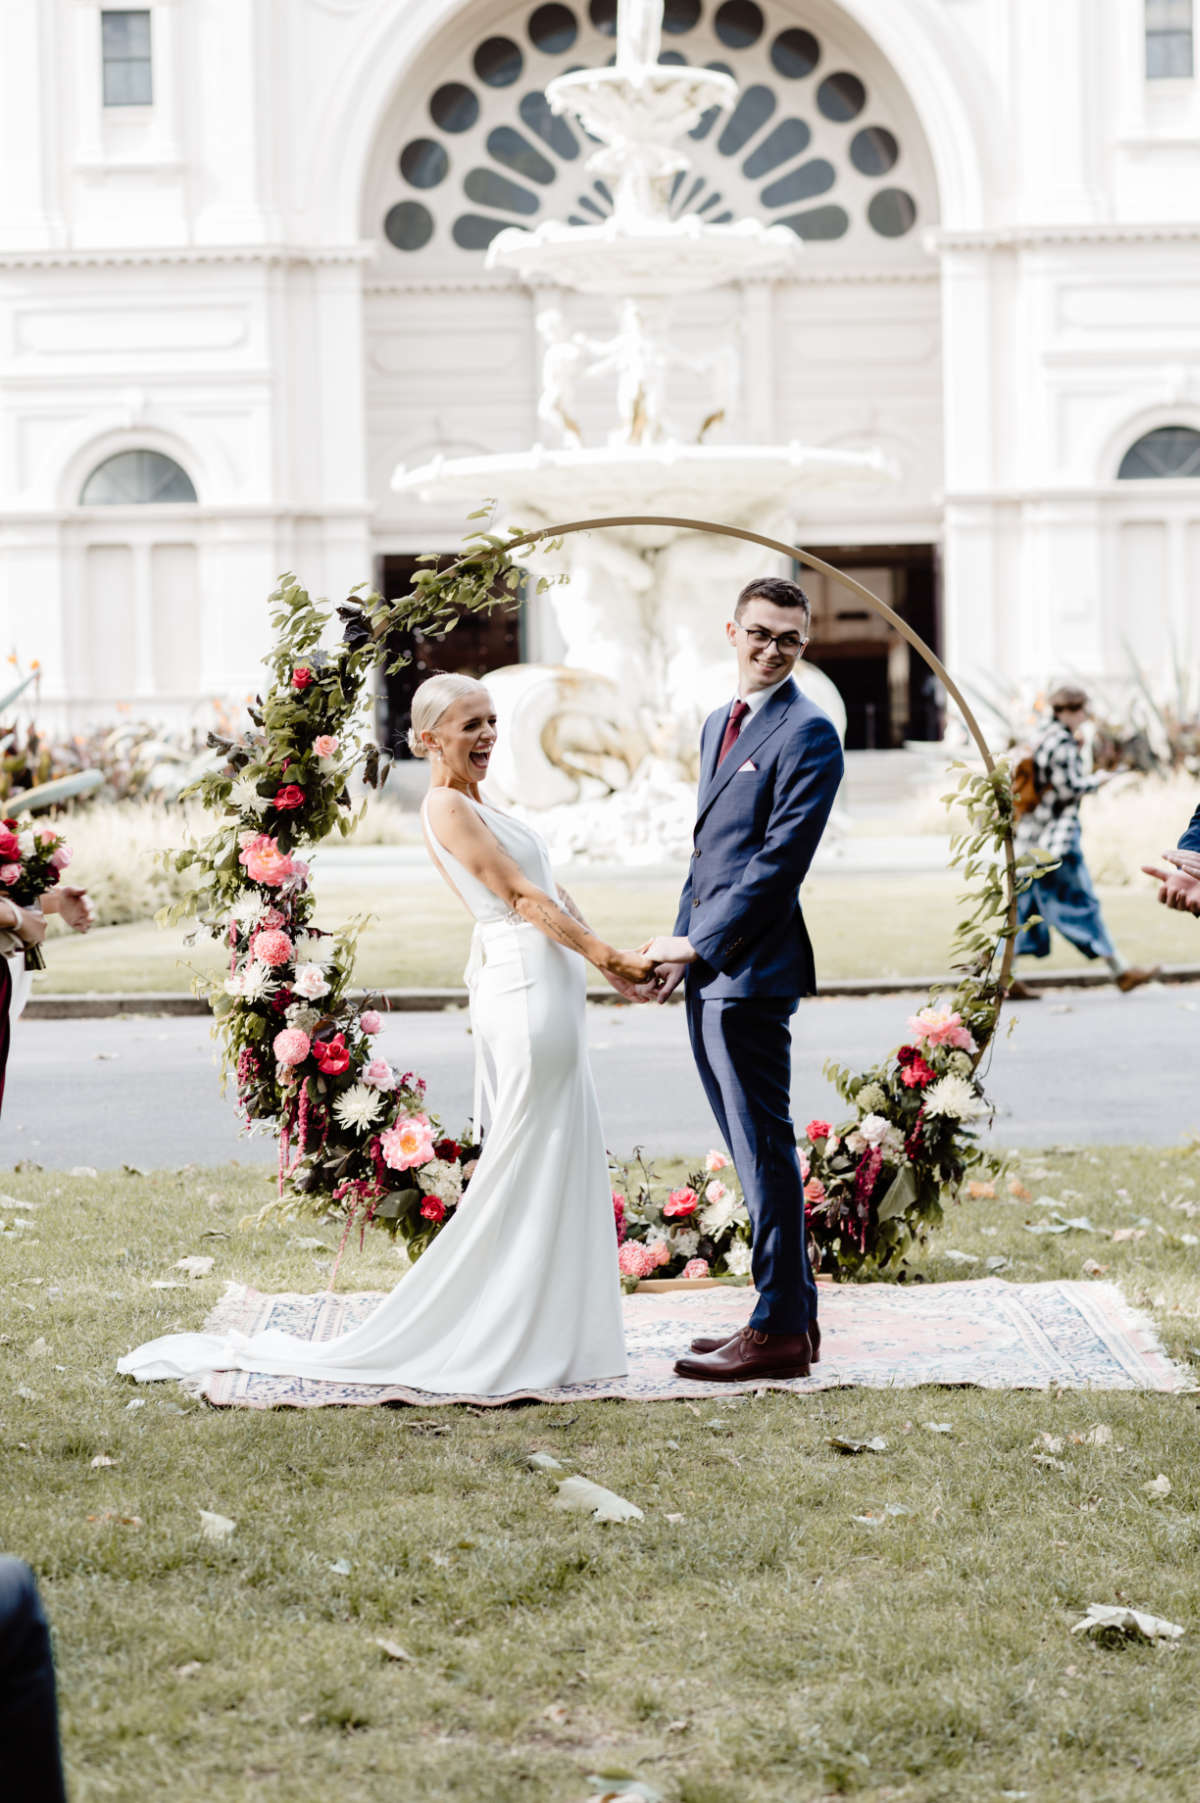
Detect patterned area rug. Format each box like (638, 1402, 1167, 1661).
(193, 1278, 1193, 1409)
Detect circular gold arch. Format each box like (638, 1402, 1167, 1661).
(440, 511, 1019, 998)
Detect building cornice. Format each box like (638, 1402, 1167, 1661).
(931, 221, 1200, 253)
(0, 242, 376, 271)
(363, 260, 939, 296)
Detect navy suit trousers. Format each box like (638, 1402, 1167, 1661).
(0, 1558, 67, 1803)
(686, 988, 817, 1335)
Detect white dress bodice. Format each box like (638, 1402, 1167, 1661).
(420, 793, 556, 923)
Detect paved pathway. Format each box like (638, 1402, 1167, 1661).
(4, 984, 1196, 1170)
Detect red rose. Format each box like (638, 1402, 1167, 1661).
(433, 1137, 460, 1162)
(0, 831, 20, 862)
(291, 666, 313, 691)
(896, 1045, 919, 1066)
(2, 818, 16, 829)
(419, 1196, 447, 1223)
(312, 1033, 350, 1076)
(900, 1056, 936, 1089)
(663, 1186, 698, 1219)
(273, 783, 306, 811)
(805, 1119, 832, 1141)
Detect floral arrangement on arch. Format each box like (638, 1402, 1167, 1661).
(164, 532, 540, 1257)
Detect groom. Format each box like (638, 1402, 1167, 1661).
(644, 576, 844, 1382)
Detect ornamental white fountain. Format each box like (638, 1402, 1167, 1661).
(393, 0, 893, 856)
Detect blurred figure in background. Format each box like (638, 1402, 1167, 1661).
(1011, 685, 1158, 998)
(0, 1557, 68, 1802)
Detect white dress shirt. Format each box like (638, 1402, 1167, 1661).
(735, 673, 793, 716)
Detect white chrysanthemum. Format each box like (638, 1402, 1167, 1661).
(223, 971, 245, 997)
(292, 934, 333, 969)
(856, 1083, 887, 1116)
(671, 1229, 700, 1258)
(238, 961, 277, 1002)
(332, 1084, 384, 1135)
(416, 1157, 462, 1205)
(230, 893, 267, 929)
(923, 1073, 987, 1122)
(699, 1190, 741, 1237)
(293, 963, 331, 1000)
(229, 776, 268, 817)
(286, 1002, 322, 1034)
(859, 1112, 892, 1148)
(724, 1240, 753, 1276)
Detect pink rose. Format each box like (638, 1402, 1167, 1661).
(237, 833, 294, 887)
(806, 1119, 832, 1142)
(651, 1238, 672, 1268)
(612, 1191, 627, 1245)
(291, 666, 313, 691)
(705, 1179, 729, 1204)
(379, 1112, 436, 1171)
(0, 831, 20, 862)
(252, 928, 293, 968)
(663, 1186, 698, 1220)
(313, 735, 339, 759)
(704, 1149, 729, 1172)
(273, 783, 306, 812)
(35, 828, 57, 847)
(359, 1010, 383, 1034)
(804, 1176, 826, 1205)
(419, 1196, 446, 1224)
(906, 1006, 977, 1054)
(681, 1257, 710, 1279)
(49, 845, 72, 872)
(272, 1027, 310, 1067)
(0, 863, 20, 885)
(362, 1058, 395, 1090)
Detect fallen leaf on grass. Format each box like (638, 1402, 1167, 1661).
(968, 1181, 996, 1199)
(586, 1780, 662, 1803)
(1071, 1604, 1184, 1644)
(173, 1662, 204, 1679)
(985, 1256, 1011, 1273)
(1081, 1259, 1109, 1277)
(1032, 1454, 1066, 1471)
(554, 1476, 643, 1523)
(923, 1422, 954, 1434)
(851, 1504, 910, 1525)
(90, 1454, 117, 1469)
(542, 1702, 570, 1724)
(87, 1512, 142, 1527)
(174, 1256, 215, 1278)
(664, 1512, 685, 1523)
(1034, 1433, 1064, 1453)
(1111, 1228, 1147, 1244)
(150, 1280, 185, 1290)
(1078, 1424, 1113, 1446)
(374, 1639, 412, 1663)
(328, 1558, 352, 1575)
(1142, 1474, 1172, 1498)
(1008, 1179, 1032, 1201)
(527, 1451, 564, 1472)
(198, 1509, 236, 1542)
(292, 1237, 327, 1251)
(829, 1435, 888, 1454)
(27, 1337, 49, 1358)
(124, 1398, 145, 1412)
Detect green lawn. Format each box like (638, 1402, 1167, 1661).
(3, 1146, 1200, 1801)
(36, 872, 1200, 994)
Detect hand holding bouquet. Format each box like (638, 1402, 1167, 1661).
(0, 818, 73, 970)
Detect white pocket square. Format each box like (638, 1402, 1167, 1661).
(737, 759, 757, 772)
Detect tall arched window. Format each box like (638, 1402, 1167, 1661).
(80, 449, 197, 504)
(1117, 425, 1200, 479)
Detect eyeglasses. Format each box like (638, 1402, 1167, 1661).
(739, 625, 808, 655)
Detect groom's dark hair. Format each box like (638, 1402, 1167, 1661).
(735, 576, 811, 631)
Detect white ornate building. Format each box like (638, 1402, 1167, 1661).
(2, 0, 1199, 748)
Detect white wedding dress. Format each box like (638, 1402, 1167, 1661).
(118, 796, 628, 1395)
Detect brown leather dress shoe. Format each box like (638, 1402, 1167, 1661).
(689, 1320, 821, 1363)
(675, 1326, 812, 1383)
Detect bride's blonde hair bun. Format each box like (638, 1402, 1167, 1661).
(407, 672, 488, 759)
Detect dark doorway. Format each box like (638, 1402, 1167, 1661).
(375, 554, 525, 757)
(794, 543, 940, 749)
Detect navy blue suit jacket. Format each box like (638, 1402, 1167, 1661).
(673, 679, 844, 1000)
(1181, 804, 1200, 854)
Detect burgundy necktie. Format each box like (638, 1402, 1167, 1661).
(717, 698, 750, 767)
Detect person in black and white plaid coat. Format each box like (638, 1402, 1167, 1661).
(1012, 686, 1158, 996)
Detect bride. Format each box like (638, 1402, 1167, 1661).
(119, 673, 656, 1397)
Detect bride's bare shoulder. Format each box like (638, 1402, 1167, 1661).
(424, 788, 480, 835)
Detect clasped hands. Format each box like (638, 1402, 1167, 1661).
(1142, 849, 1200, 919)
(606, 935, 697, 1005)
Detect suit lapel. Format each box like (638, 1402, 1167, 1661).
(696, 681, 798, 827)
